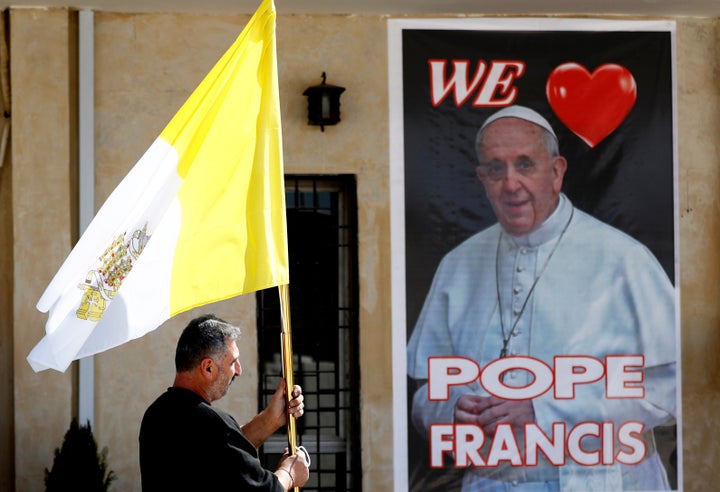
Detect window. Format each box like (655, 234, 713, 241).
(257, 175, 361, 491)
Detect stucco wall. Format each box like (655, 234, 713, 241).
(675, 18, 720, 486)
(4, 7, 719, 492)
(88, 11, 390, 490)
(10, 9, 76, 492)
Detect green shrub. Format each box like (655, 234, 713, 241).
(44, 418, 116, 492)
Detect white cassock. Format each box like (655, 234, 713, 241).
(407, 194, 677, 491)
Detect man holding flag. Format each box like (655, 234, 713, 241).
(139, 314, 310, 491)
(29, 0, 308, 485)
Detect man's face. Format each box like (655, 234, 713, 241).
(476, 118, 567, 236)
(208, 340, 242, 402)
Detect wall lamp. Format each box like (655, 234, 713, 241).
(302, 72, 346, 131)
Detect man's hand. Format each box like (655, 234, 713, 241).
(288, 384, 305, 419)
(454, 394, 535, 437)
(267, 379, 305, 429)
(242, 379, 304, 448)
(275, 448, 310, 491)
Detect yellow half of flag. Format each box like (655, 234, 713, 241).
(163, 0, 287, 312)
(28, 0, 288, 372)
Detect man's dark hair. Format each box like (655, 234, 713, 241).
(175, 314, 241, 372)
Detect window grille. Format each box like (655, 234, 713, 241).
(257, 175, 361, 492)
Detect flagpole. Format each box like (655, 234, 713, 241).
(278, 283, 300, 491)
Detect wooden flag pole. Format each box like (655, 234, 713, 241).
(278, 283, 300, 491)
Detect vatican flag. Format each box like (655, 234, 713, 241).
(28, 0, 288, 372)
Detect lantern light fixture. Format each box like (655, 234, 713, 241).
(302, 72, 346, 131)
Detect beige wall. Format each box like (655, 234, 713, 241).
(676, 19, 720, 485)
(10, 9, 76, 492)
(3, 7, 719, 492)
(90, 11, 390, 490)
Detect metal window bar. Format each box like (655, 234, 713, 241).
(257, 176, 361, 492)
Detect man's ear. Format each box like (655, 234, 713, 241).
(552, 156, 567, 193)
(200, 358, 214, 379)
(476, 165, 489, 184)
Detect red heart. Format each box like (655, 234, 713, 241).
(546, 63, 636, 147)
